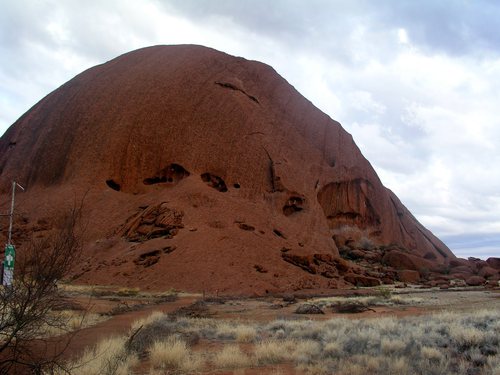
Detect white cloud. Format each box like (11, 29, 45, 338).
(349, 91, 387, 115)
(397, 28, 409, 44)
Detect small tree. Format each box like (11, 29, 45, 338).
(0, 205, 85, 374)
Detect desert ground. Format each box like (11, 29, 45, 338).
(51, 283, 500, 375)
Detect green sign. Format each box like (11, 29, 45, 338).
(3, 244, 15, 286)
(5, 245, 15, 269)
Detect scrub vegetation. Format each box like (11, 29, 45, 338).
(61, 294, 500, 374)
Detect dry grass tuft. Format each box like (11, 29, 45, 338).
(421, 346, 445, 364)
(235, 325, 258, 343)
(213, 345, 253, 369)
(292, 340, 321, 364)
(381, 338, 406, 356)
(254, 340, 293, 365)
(149, 338, 189, 368)
(323, 342, 344, 359)
(180, 352, 206, 372)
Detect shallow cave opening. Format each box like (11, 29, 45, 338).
(283, 197, 304, 216)
(201, 173, 228, 192)
(106, 180, 121, 191)
(143, 163, 190, 186)
(169, 163, 190, 179)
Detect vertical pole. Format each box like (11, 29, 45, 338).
(4, 182, 22, 288)
(8, 181, 15, 246)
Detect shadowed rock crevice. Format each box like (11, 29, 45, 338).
(273, 229, 285, 238)
(134, 250, 160, 267)
(143, 164, 190, 186)
(283, 196, 304, 216)
(201, 173, 227, 192)
(215, 81, 260, 104)
(106, 180, 121, 191)
(238, 223, 255, 231)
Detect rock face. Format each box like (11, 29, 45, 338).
(0, 45, 455, 293)
(397, 270, 420, 284)
(487, 258, 500, 270)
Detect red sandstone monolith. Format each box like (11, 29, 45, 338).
(0, 45, 455, 293)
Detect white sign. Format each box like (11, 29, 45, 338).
(3, 268, 13, 286)
(5, 253, 13, 268)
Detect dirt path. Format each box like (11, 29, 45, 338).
(63, 296, 197, 359)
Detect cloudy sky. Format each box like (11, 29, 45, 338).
(1, 0, 499, 259)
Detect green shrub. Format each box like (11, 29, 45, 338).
(388, 243, 407, 252)
(377, 287, 392, 299)
(116, 287, 141, 296)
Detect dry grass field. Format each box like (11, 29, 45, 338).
(45, 284, 500, 375)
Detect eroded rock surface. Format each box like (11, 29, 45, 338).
(0, 45, 456, 293)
